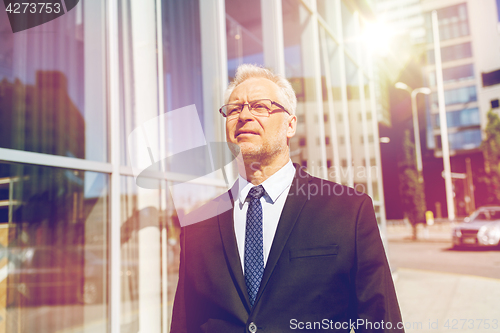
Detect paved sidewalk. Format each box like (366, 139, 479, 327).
(386, 221, 455, 242)
(393, 268, 500, 333)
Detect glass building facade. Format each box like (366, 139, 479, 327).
(424, 2, 482, 152)
(0, 0, 385, 332)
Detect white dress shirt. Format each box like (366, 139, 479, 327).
(233, 160, 296, 273)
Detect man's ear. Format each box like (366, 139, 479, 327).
(286, 114, 297, 139)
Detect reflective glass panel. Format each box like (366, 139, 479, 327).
(0, 1, 108, 162)
(120, 175, 226, 333)
(432, 108, 480, 128)
(0, 162, 108, 332)
(317, 0, 340, 38)
(226, 0, 264, 78)
(341, 1, 357, 59)
(283, 0, 322, 176)
(425, 3, 470, 43)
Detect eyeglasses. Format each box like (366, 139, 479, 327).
(219, 99, 290, 119)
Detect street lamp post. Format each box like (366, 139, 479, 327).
(395, 82, 431, 182)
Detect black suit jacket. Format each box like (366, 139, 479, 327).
(171, 166, 404, 332)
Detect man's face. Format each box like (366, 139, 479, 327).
(225, 77, 296, 164)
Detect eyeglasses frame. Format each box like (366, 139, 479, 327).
(219, 99, 290, 119)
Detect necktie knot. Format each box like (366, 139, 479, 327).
(248, 185, 265, 200)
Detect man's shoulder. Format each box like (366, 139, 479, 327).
(178, 189, 234, 229)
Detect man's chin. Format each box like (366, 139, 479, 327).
(227, 142, 260, 161)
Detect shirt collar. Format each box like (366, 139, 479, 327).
(237, 160, 295, 205)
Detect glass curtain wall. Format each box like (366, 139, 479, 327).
(225, 0, 265, 78)
(0, 162, 109, 333)
(0, 1, 109, 332)
(283, 0, 327, 176)
(424, 2, 481, 152)
(118, 0, 228, 332)
(0, 1, 107, 162)
(282, 0, 383, 212)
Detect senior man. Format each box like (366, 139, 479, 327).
(171, 64, 404, 333)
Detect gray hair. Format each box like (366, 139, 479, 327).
(223, 64, 297, 115)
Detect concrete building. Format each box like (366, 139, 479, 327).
(422, 0, 500, 156)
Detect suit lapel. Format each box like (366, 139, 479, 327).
(254, 167, 311, 306)
(218, 183, 252, 311)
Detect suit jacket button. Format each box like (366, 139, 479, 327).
(249, 322, 257, 333)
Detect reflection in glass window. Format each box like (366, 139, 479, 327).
(431, 86, 477, 107)
(427, 42, 473, 64)
(226, 0, 264, 78)
(448, 128, 482, 150)
(0, 2, 107, 162)
(0, 162, 108, 333)
(283, 0, 322, 174)
(425, 3, 470, 43)
(120, 176, 226, 332)
(317, 0, 339, 38)
(120, 0, 208, 169)
(432, 108, 480, 128)
(341, 1, 357, 58)
(428, 63, 475, 86)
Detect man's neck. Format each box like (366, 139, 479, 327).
(238, 153, 290, 185)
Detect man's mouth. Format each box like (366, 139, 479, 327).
(236, 131, 258, 137)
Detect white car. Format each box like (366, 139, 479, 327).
(452, 206, 500, 248)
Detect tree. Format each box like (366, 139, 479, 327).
(398, 130, 426, 240)
(479, 110, 500, 204)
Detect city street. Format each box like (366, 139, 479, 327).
(386, 222, 500, 279)
(388, 240, 500, 279)
(386, 222, 500, 333)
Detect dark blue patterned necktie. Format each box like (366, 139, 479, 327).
(245, 185, 265, 308)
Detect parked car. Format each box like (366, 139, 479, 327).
(452, 206, 500, 248)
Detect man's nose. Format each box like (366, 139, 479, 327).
(238, 103, 254, 121)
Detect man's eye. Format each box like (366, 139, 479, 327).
(227, 106, 241, 114)
(251, 103, 267, 110)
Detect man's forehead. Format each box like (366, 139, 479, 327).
(229, 77, 281, 101)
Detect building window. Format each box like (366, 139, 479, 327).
(316, 137, 320, 145)
(432, 108, 480, 128)
(429, 64, 475, 87)
(367, 112, 372, 121)
(327, 159, 332, 168)
(339, 136, 345, 145)
(360, 136, 364, 144)
(341, 159, 348, 168)
(299, 137, 306, 146)
(324, 114, 328, 122)
(370, 158, 376, 166)
(301, 160, 308, 168)
(226, 0, 264, 77)
(431, 86, 477, 107)
(298, 114, 305, 123)
(482, 69, 500, 87)
(369, 134, 374, 143)
(448, 129, 482, 150)
(492, 99, 500, 109)
(497, 0, 500, 22)
(427, 42, 473, 64)
(338, 113, 343, 122)
(426, 3, 470, 43)
(325, 136, 330, 145)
